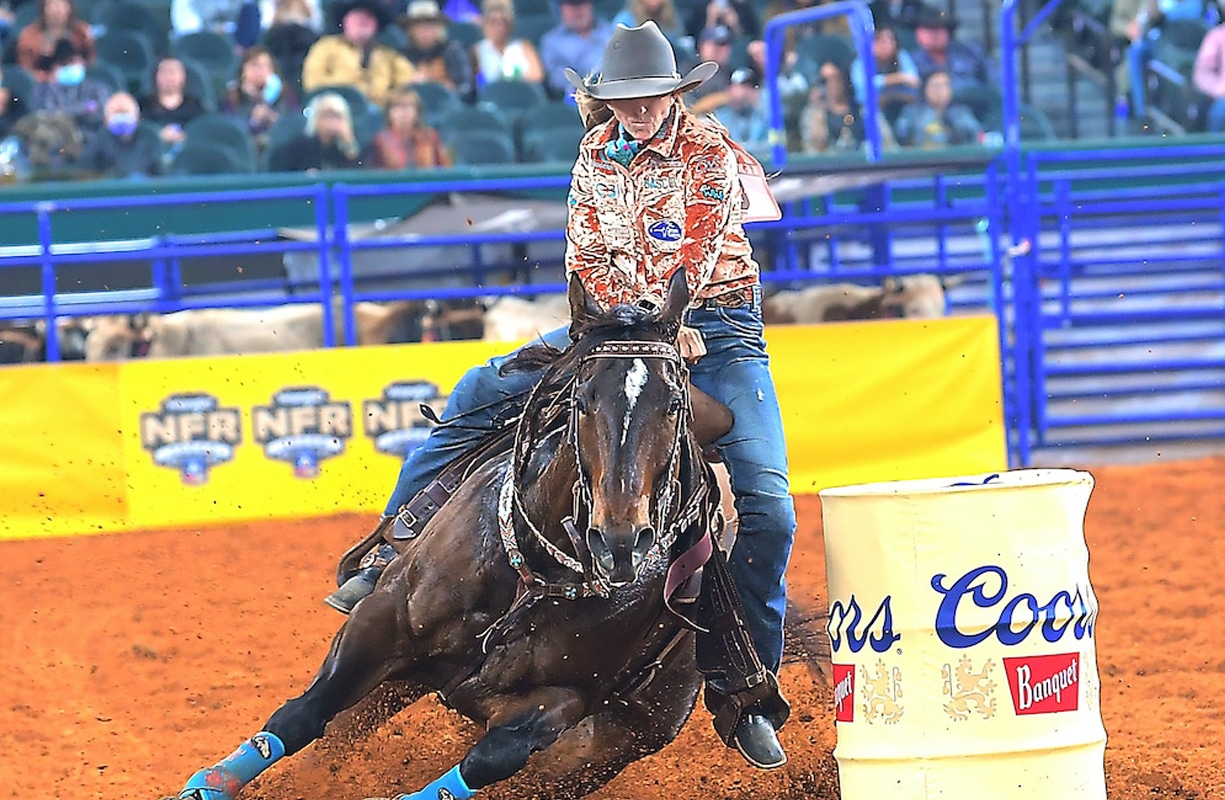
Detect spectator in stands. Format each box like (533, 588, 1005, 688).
(17, 0, 95, 83)
(79, 91, 162, 177)
(268, 89, 365, 169)
(1111, 0, 1218, 122)
(0, 66, 27, 140)
(471, 0, 545, 86)
(686, 24, 735, 114)
(612, 0, 685, 42)
(851, 22, 920, 125)
(302, 0, 414, 107)
(371, 85, 450, 167)
(869, 0, 923, 30)
(1193, 16, 1225, 131)
(171, 0, 247, 36)
(894, 68, 981, 148)
(539, 0, 613, 98)
(224, 45, 294, 152)
(0, 7, 15, 67)
(261, 0, 323, 31)
(29, 39, 110, 139)
(263, 0, 323, 93)
(400, 0, 473, 96)
(909, 4, 995, 95)
(715, 65, 769, 150)
(140, 57, 208, 149)
(684, 0, 759, 41)
(799, 60, 875, 153)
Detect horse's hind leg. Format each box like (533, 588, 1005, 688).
(373, 686, 588, 800)
(173, 590, 416, 800)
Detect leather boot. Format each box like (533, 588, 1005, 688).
(730, 712, 786, 769)
(324, 542, 396, 614)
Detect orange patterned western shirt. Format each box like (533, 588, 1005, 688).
(565, 107, 760, 308)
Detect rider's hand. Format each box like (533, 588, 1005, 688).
(677, 325, 706, 363)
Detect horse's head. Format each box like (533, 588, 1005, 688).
(568, 270, 690, 588)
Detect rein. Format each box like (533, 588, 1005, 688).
(481, 337, 721, 652)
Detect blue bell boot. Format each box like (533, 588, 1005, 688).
(178, 731, 285, 799)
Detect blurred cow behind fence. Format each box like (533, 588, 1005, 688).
(762, 275, 947, 324)
(83, 301, 422, 361)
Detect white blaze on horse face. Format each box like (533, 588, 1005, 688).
(621, 358, 649, 446)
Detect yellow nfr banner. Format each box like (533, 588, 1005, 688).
(0, 316, 1005, 540)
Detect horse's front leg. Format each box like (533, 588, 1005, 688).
(175, 588, 416, 800)
(372, 686, 587, 800)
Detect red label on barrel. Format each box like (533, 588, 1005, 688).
(833, 663, 855, 722)
(1004, 652, 1080, 715)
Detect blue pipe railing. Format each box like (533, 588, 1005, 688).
(764, 0, 879, 168)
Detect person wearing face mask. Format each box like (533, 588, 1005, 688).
(324, 21, 793, 775)
(29, 40, 111, 139)
(224, 46, 295, 154)
(79, 92, 162, 177)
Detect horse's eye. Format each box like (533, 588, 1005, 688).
(667, 394, 684, 415)
(575, 394, 589, 415)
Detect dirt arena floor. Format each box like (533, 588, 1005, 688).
(2, 456, 1222, 800)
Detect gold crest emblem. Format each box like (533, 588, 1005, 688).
(942, 655, 997, 721)
(860, 659, 904, 724)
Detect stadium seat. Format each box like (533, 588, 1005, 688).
(477, 79, 546, 129)
(794, 32, 856, 73)
(178, 55, 219, 113)
(438, 103, 512, 139)
(515, 99, 583, 153)
(513, 12, 556, 48)
(512, 0, 555, 17)
(952, 82, 1004, 122)
(983, 103, 1057, 142)
(412, 81, 463, 128)
(448, 129, 517, 164)
(171, 31, 240, 95)
(519, 125, 583, 163)
(93, 1, 168, 57)
(85, 61, 129, 93)
(447, 20, 483, 49)
(95, 29, 157, 93)
(2, 66, 36, 114)
(184, 113, 257, 171)
(167, 139, 243, 174)
(264, 109, 308, 150)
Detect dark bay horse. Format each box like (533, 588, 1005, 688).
(171, 271, 728, 800)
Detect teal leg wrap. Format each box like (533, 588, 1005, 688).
(394, 764, 476, 800)
(180, 731, 286, 800)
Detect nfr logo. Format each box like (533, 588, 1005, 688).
(363, 381, 443, 458)
(140, 394, 241, 485)
(252, 387, 352, 478)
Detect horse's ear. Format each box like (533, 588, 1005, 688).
(658, 268, 690, 328)
(567, 273, 602, 331)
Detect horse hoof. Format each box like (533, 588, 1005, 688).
(732, 713, 787, 770)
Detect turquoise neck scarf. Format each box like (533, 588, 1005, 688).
(605, 125, 642, 167)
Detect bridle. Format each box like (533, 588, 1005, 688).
(486, 336, 717, 649)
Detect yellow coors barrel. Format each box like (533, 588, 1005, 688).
(819, 469, 1106, 799)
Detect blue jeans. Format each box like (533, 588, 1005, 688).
(1208, 98, 1225, 132)
(1127, 36, 1154, 120)
(383, 295, 797, 673)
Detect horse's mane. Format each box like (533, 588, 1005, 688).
(499, 302, 679, 462)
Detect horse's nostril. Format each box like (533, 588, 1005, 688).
(587, 528, 615, 571)
(635, 526, 656, 555)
